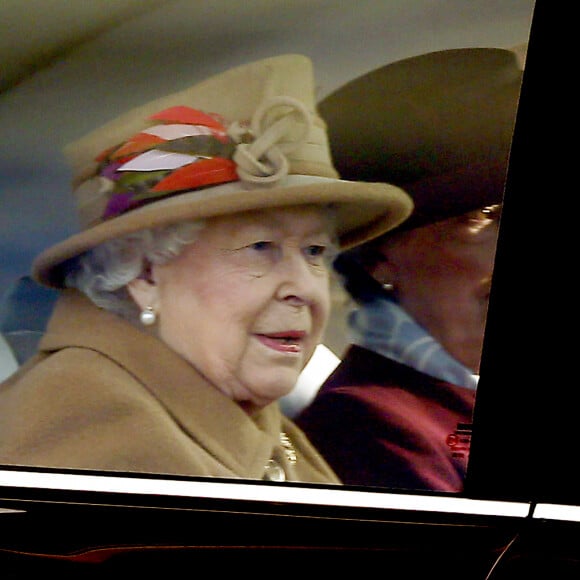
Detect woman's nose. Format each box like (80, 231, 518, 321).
(275, 250, 326, 305)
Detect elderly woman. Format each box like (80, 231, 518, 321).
(296, 48, 523, 492)
(0, 55, 412, 483)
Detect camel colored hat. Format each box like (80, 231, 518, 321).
(33, 54, 413, 288)
(318, 47, 523, 232)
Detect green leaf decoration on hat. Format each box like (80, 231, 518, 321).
(156, 135, 236, 158)
(113, 170, 171, 197)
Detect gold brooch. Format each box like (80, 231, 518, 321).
(280, 431, 297, 465)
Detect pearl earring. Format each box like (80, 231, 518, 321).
(382, 283, 395, 292)
(139, 306, 157, 326)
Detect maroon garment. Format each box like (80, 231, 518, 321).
(296, 345, 476, 492)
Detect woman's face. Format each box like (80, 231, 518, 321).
(137, 206, 335, 409)
(375, 205, 501, 371)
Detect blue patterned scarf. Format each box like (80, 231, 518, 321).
(348, 295, 478, 390)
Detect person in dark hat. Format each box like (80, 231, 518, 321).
(0, 54, 412, 483)
(296, 47, 523, 492)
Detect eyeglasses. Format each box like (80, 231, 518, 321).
(479, 204, 502, 220)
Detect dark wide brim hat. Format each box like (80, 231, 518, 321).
(32, 54, 413, 288)
(318, 47, 524, 232)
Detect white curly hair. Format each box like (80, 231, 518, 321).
(64, 220, 204, 324)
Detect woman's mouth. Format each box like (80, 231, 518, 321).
(255, 330, 306, 353)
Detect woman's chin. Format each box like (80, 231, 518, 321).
(244, 372, 301, 407)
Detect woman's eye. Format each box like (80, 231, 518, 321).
(249, 241, 272, 251)
(304, 245, 329, 260)
(306, 241, 338, 265)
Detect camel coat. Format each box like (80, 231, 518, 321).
(0, 290, 340, 485)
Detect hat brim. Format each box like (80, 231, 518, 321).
(32, 175, 412, 288)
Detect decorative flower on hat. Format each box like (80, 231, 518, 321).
(91, 97, 314, 222)
(95, 106, 239, 220)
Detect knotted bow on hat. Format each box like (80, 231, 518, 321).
(32, 54, 413, 288)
